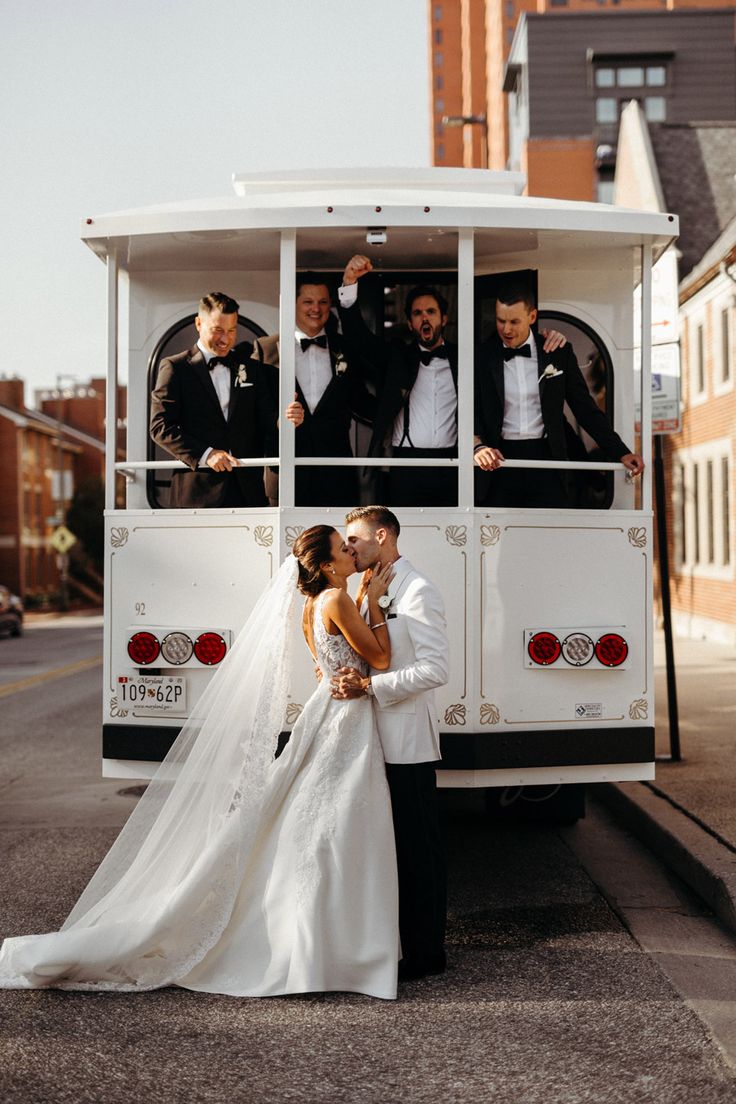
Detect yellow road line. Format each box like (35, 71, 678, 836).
(0, 655, 102, 699)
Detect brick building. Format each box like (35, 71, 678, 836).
(0, 378, 112, 600)
(615, 107, 736, 643)
(429, 1, 736, 197)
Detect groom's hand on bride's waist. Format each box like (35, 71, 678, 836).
(331, 666, 370, 700)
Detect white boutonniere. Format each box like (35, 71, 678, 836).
(539, 365, 563, 382)
(235, 364, 253, 387)
(334, 351, 348, 377)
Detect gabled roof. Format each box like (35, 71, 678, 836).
(0, 403, 102, 452)
(647, 122, 736, 279)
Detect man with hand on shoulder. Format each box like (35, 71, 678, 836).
(474, 284, 644, 507)
(339, 255, 569, 507)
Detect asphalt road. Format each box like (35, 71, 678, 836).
(1, 620, 735, 1103)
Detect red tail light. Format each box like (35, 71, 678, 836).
(527, 631, 561, 666)
(127, 631, 160, 665)
(594, 633, 628, 667)
(193, 632, 228, 665)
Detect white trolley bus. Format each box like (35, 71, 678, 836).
(87, 167, 677, 807)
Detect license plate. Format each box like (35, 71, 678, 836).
(116, 675, 186, 713)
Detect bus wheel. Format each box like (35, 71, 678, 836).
(484, 783, 586, 825)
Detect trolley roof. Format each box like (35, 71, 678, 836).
(80, 167, 678, 272)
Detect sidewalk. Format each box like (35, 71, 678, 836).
(597, 629, 736, 932)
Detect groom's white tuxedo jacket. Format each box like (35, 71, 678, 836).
(364, 557, 449, 765)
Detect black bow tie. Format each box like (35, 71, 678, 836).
(503, 343, 532, 361)
(208, 355, 232, 370)
(419, 345, 447, 366)
(300, 335, 328, 353)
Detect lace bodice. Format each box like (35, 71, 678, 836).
(312, 590, 367, 676)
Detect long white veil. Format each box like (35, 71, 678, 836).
(0, 555, 300, 990)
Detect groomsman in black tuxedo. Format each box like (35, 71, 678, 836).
(150, 292, 277, 508)
(339, 256, 570, 508)
(473, 283, 644, 507)
(251, 273, 375, 507)
(338, 255, 459, 508)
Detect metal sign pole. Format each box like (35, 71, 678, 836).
(654, 434, 681, 761)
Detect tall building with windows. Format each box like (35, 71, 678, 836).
(429, 1, 736, 198)
(504, 9, 736, 200)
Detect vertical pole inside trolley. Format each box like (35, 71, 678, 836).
(278, 230, 297, 509)
(640, 243, 653, 513)
(457, 228, 475, 509)
(105, 247, 118, 512)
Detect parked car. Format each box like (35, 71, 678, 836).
(0, 586, 23, 637)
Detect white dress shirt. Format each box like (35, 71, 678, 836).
(198, 340, 231, 467)
(501, 339, 545, 440)
(295, 328, 332, 414)
(338, 283, 456, 449)
(392, 350, 457, 449)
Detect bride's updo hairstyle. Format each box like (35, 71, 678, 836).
(293, 525, 337, 596)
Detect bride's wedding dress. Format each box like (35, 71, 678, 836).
(0, 562, 399, 999)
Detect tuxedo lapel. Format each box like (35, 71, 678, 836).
(386, 557, 413, 609)
(191, 348, 226, 422)
(490, 345, 505, 407)
(227, 361, 240, 423)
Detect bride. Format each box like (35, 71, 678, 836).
(0, 525, 400, 999)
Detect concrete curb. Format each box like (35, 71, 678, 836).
(596, 781, 736, 935)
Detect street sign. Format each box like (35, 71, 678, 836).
(634, 342, 682, 435)
(634, 249, 681, 435)
(50, 525, 77, 555)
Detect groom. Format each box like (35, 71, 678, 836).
(331, 505, 449, 981)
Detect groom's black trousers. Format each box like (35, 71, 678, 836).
(385, 761, 447, 964)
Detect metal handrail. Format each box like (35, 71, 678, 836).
(115, 457, 627, 471)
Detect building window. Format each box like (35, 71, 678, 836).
(723, 456, 731, 565)
(593, 60, 669, 124)
(697, 324, 705, 393)
(434, 4, 442, 18)
(678, 463, 687, 565)
(721, 306, 733, 384)
(434, 28, 443, 44)
(435, 52, 443, 67)
(596, 98, 618, 124)
(644, 97, 666, 122)
(435, 74, 444, 91)
(706, 460, 715, 563)
(693, 462, 701, 564)
(676, 443, 733, 577)
(436, 98, 445, 112)
(618, 66, 644, 87)
(437, 142, 445, 160)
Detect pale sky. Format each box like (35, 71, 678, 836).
(0, 0, 430, 401)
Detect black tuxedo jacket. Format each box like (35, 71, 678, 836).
(338, 299, 458, 456)
(474, 333, 630, 461)
(150, 343, 275, 508)
(252, 329, 374, 458)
